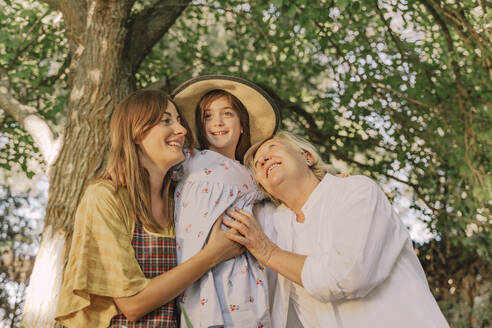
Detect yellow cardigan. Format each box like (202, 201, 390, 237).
(55, 179, 174, 327)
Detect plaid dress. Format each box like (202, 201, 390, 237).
(109, 223, 178, 327)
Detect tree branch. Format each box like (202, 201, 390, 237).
(39, 0, 59, 11)
(8, 11, 51, 70)
(126, 0, 192, 71)
(56, 0, 88, 55)
(0, 69, 61, 166)
(144, 65, 195, 92)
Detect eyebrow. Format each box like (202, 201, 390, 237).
(163, 111, 180, 118)
(204, 106, 234, 111)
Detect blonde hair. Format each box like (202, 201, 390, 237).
(102, 89, 193, 232)
(244, 130, 337, 204)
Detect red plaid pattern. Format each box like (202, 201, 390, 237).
(109, 224, 178, 327)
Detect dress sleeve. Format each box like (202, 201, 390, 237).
(55, 181, 149, 327)
(254, 200, 277, 242)
(301, 176, 409, 303)
(174, 150, 262, 263)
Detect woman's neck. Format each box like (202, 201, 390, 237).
(140, 155, 171, 227)
(278, 173, 320, 222)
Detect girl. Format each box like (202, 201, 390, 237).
(55, 89, 243, 327)
(172, 75, 279, 327)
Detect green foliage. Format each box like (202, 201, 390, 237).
(0, 1, 69, 176)
(2, 0, 491, 261)
(139, 0, 491, 260)
(0, 185, 41, 326)
(439, 300, 492, 328)
(1, 1, 490, 326)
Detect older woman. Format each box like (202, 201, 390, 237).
(224, 131, 449, 328)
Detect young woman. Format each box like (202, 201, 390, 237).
(55, 89, 243, 327)
(224, 131, 449, 328)
(171, 75, 279, 327)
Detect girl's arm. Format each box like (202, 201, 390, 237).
(114, 217, 243, 321)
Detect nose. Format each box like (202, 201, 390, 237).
(259, 155, 270, 167)
(174, 121, 187, 135)
(212, 114, 224, 126)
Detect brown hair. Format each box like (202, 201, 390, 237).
(102, 89, 193, 232)
(194, 90, 251, 162)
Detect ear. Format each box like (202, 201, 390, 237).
(304, 151, 314, 167)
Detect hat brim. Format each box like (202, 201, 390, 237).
(171, 75, 280, 146)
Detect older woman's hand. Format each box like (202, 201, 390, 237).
(223, 208, 279, 265)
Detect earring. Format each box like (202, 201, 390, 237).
(306, 159, 312, 166)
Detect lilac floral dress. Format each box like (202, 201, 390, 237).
(174, 149, 271, 328)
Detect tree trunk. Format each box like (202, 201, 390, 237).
(22, 1, 134, 326)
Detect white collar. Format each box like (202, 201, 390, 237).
(300, 174, 334, 216)
(276, 174, 335, 223)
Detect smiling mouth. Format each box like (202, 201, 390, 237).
(266, 163, 280, 177)
(166, 141, 183, 149)
(210, 131, 229, 136)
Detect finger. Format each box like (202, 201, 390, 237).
(226, 210, 251, 227)
(227, 227, 240, 235)
(234, 208, 260, 225)
(225, 232, 248, 246)
(223, 218, 248, 236)
(212, 216, 223, 232)
(234, 208, 256, 220)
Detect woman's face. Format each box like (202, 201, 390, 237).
(138, 101, 187, 170)
(203, 96, 242, 159)
(252, 138, 309, 195)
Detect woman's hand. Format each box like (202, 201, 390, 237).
(203, 216, 245, 266)
(223, 208, 279, 266)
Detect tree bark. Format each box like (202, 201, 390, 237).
(0, 68, 61, 166)
(21, 0, 175, 326)
(23, 1, 134, 325)
(22, 0, 192, 325)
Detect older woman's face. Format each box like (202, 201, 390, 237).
(252, 138, 309, 194)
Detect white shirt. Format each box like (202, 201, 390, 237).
(264, 174, 449, 328)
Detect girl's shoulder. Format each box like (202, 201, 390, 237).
(187, 149, 250, 174)
(180, 149, 255, 187)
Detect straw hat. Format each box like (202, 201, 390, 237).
(171, 75, 280, 146)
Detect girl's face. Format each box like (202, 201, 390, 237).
(203, 96, 242, 159)
(138, 101, 187, 170)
